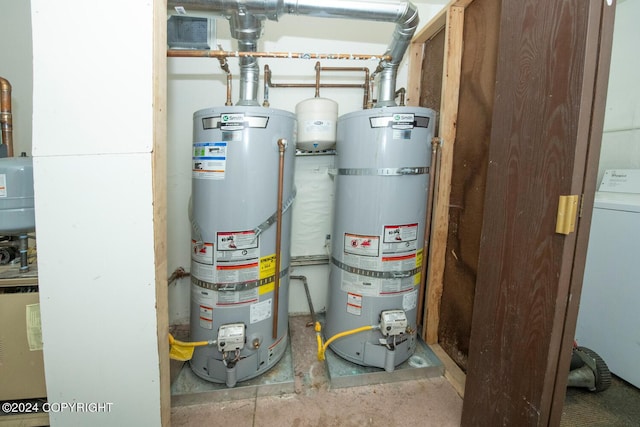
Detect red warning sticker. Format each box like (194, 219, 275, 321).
(344, 233, 379, 257)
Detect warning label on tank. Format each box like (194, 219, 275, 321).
(216, 261, 259, 284)
(216, 288, 258, 306)
(415, 248, 423, 285)
(381, 253, 416, 272)
(403, 289, 418, 311)
(191, 287, 215, 329)
(346, 292, 362, 316)
(344, 233, 379, 257)
(193, 142, 227, 180)
(250, 298, 272, 324)
(191, 240, 214, 264)
(383, 223, 418, 244)
(340, 274, 415, 297)
(217, 231, 258, 256)
(380, 277, 416, 295)
(191, 261, 215, 282)
(215, 231, 260, 283)
(192, 278, 260, 307)
(259, 254, 276, 280)
(338, 226, 420, 296)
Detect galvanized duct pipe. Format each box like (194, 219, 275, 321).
(229, 12, 262, 105)
(168, 0, 419, 107)
(282, 0, 418, 107)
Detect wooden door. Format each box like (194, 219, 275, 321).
(461, 0, 616, 425)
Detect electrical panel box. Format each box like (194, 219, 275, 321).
(379, 310, 408, 337)
(217, 322, 246, 352)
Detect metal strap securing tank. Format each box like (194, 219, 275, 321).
(336, 166, 429, 176)
(188, 195, 205, 250)
(191, 267, 290, 292)
(252, 186, 297, 238)
(331, 257, 421, 279)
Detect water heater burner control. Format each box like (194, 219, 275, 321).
(217, 323, 246, 352)
(379, 310, 408, 337)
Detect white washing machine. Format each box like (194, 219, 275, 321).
(576, 169, 640, 388)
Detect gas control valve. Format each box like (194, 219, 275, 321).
(217, 322, 246, 352)
(379, 310, 408, 337)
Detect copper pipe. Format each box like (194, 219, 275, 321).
(0, 77, 13, 157)
(217, 57, 233, 106)
(417, 138, 440, 329)
(273, 138, 287, 339)
(264, 63, 372, 109)
(168, 49, 391, 62)
(314, 62, 321, 98)
(262, 65, 272, 107)
(320, 66, 370, 109)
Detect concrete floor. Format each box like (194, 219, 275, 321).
(170, 315, 463, 427)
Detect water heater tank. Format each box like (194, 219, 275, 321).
(326, 106, 436, 371)
(295, 97, 338, 151)
(189, 106, 296, 385)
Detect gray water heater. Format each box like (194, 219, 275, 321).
(326, 106, 435, 371)
(189, 106, 295, 385)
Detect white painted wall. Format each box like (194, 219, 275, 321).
(0, 0, 33, 156)
(597, 0, 640, 184)
(167, 1, 448, 324)
(31, 1, 162, 426)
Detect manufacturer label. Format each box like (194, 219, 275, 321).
(193, 142, 227, 180)
(0, 174, 6, 198)
(221, 113, 245, 123)
(393, 113, 415, 123)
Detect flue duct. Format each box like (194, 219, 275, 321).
(167, 0, 419, 107)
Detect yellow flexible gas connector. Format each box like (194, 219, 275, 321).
(168, 333, 213, 361)
(168, 333, 209, 347)
(316, 323, 378, 361)
(315, 321, 324, 361)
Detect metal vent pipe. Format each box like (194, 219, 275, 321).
(168, 0, 419, 107)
